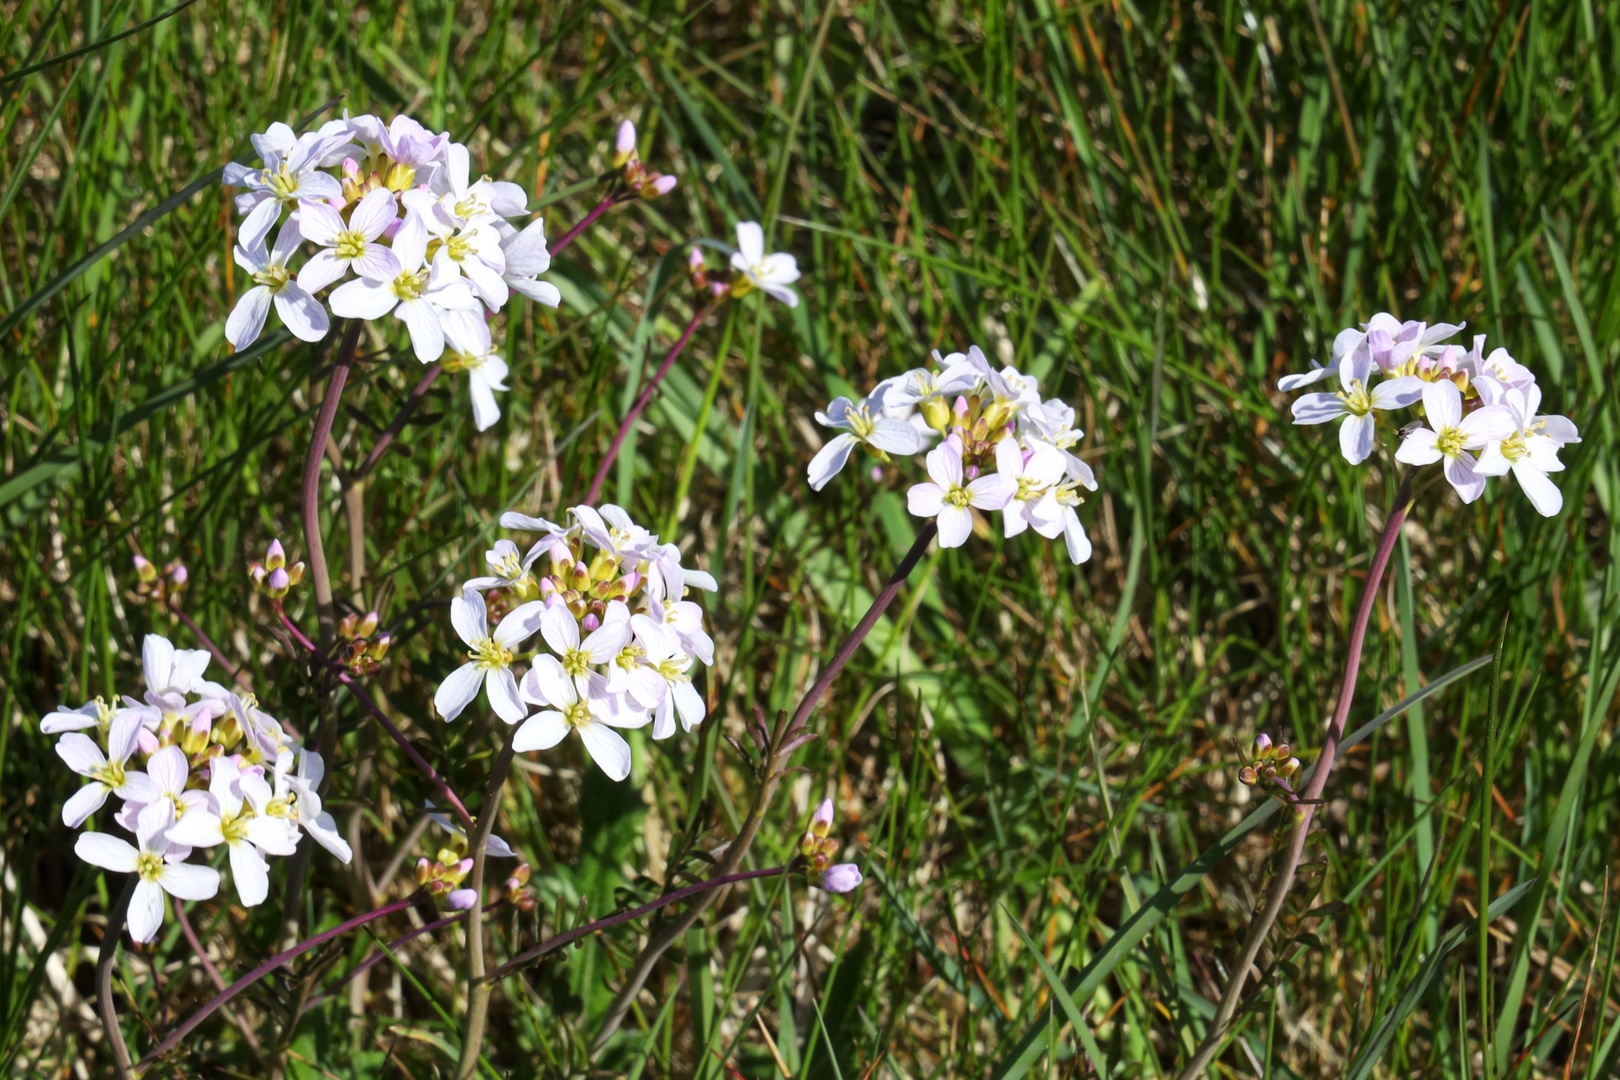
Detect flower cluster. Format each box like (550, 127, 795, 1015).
(45, 635, 350, 942)
(417, 848, 477, 910)
(611, 120, 678, 200)
(336, 610, 392, 676)
(248, 539, 306, 599)
(222, 112, 572, 431)
(808, 345, 1096, 564)
(1280, 314, 1581, 514)
(798, 799, 862, 894)
(435, 504, 716, 782)
(1237, 733, 1301, 792)
(131, 555, 188, 606)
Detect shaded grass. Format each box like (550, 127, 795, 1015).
(2, 0, 1619, 1077)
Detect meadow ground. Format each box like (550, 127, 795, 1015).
(3, 0, 1620, 1077)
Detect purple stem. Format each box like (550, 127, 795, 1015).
(549, 195, 620, 254)
(134, 896, 416, 1070)
(277, 608, 475, 830)
(303, 320, 362, 647)
(300, 901, 501, 1015)
(486, 866, 788, 984)
(174, 898, 262, 1054)
(166, 599, 250, 690)
(584, 302, 712, 505)
(1175, 472, 1415, 1080)
(351, 364, 443, 486)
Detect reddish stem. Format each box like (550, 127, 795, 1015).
(277, 608, 474, 830)
(166, 599, 250, 690)
(301, 900, 501, 1015)
(135, 896, 416, 1069)
(549, 195, 620, 254)
(584, 302, 712, 504)
(174, 897, 262, 1054)
(351, 363, 443, 485)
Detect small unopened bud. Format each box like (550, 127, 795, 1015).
(641, 173, 677, 199)
(580, 612, 600, 633)
(810, 798, 835, 837)
(922, 397, 951, 433)
(448, 888, 477, 911)
(613, 120, 638, 168)
(357, 611, 380, 638)
(1279, 757, 1301, 778)
(266, 540, 286, 571)
(285, 562, 306, 587)
(339, 613, 359, 640)
(266, 567, 291, 598)
(818, 864, 864, 894)
(416, 858, 433, 885)
(167, 562, 188, 587)
(1238, 766, 1259, 786)
(369, 633, 392, 661)
(1253, 733, 1272, 757)
(134, 555, 158, 583)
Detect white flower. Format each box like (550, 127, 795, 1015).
(995, 439, 1065, 538)
(55, 712, 154, 828)
(1277, 358, 1335, 392)
(165, 757, 299, 906)
(514, 655, 645, 782)
(226, 219, 330, 350)
(429, 142, 527, 223)
(443, 317, 510, 432)
(283, 750, 353, 863)
(75, 822, 220, 943)
(223, 125, 343, 247)
(1474, 381, 1581, 517)
(41, 697, 120, 736)
(1019, 399, 1096, 489)
(131, 745, 211, 841)
(630, 615, 706, 739)
(1394, 381, 1515, 503)
(1038, 480, 1094, 565)
(646, 595, 714, 667)
(426, 802, 517, 858)
(572, 505, 658, 563)
(1358, 313, 1465, 373)
(435, 589, 545, 723)
(498, 511, 570, 538)
(730, 221, 800, 307)
(646, 543, 718, 603)
(884, 360, 980, 410)
(497, 219, 562, 308)
(464, 539, 542, 593)
(537, 600, 632, 695)
(295, 188, 403, 293)
(1288, 350, 1425, 464)
(1472, 338, 1538, 396)
(404, 188, 509, 310)
(328, 209, 480, 362)
(808, 389, 925, 491)
(964, 346, 1040, 409)
(376, 115, 449, 184)
(905, 435, 1018, 547)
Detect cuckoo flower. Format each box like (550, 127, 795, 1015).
(730, 221, 800, 306)
(55, 712, 154, 828)
(226, 219, 330, 349)
(1474, 381, 1582, 517)
(1394, 381, 1515, 503)
(296, 187, 402, 293)
(906, 435, 1018, 547)
(166, 757, 299, 906)
(75, 822, 220, 943)
(808, 388, 925, 491)
(223, 124, 343, 247)
(435, 589, 545, 723)
(329, 209, 480, 362)
(1289, 350, 1424, 465)
(515, 655, 644, 782)
(442, 317, 511, 432)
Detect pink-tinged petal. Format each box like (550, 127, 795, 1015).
(75, 832, 139, 873)
(228, 842, 271, 906)
(580, 619, 631, 664)
(1003, 505, 1030, 538)
(119, 771, 159, 805)
(1394, 429, 1443, 467)
(352, 242, 401, 282)
(158, 862, 221, 902)
(1290, 393, 1347, 425)
(807, 433, 859, 492)
(538, 603, 580, 657)
(577, 722, 632, 782)
(763, 282, 800, 307)
(493, 601, 546, 650)
(1370, 375, 1425, 410)
(485, 668, 528, 724)
(906, 481, 945, 518)
(1421, 381, 1462, 429)
(434, 662, 484, 722)
(1512, 461, 1563, 517)
(1459, 404, 1514, 445)
(148, 746, 189, 795)
(41, 704, 100, 734)
(349, 187, 400, 240)
(62, 783, 110, 827)
(650, 697, 676, 740)
(513, 711, 569, 752)
(329, 278, 398, 320)
(297, 198, 347, 245)
(397, 299, 445, 362)
(966, 473, 1017, 511)
(1539, 415, 1580, 444)
(925, 440, 964, 488)
(297, 250, 349, 293)
(54, 732, 106, 776)
(1338, 413, 1375, 465)
(818, 864, 864, 893)
(1443, 452, 1487, 503)
(274, 286, 330, 343)
(673, 680, 706, 730)
(127, 881, 166, 943)
(935, 505, 973, 548)
(225, 287, 273, 350)
(511, 278, 561, 307)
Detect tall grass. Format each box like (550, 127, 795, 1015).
(2, 0, 1618, 1077)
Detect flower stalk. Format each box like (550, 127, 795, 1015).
(1174, 470, 1415, 1080)
(302, 319, 362, 647)
(454, 726, 519, 1080)
(96, 875, 137, 1080)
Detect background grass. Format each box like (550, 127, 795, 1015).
(3, 0, 1620, 1077)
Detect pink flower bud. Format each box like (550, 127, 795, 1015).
(267, 567, 291, 596)
(688, 247, 705, 271)
(646, 173, 677, 197)
(266, 539, 286, 570)
(168, 563, 188, 586)
(448, 889, 477, 911)
(1253, 733, 1272, 757)
(810, 798, 835, 834)
(818, 864, 864, 894)
(616, 120, 637, 155)
(133, 555, 157, 582)
(581, 612, 600, 633)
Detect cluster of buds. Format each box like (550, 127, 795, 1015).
(248, 540, 306, 599)
(131, 555, 188, 605)
(417, 846, 477, 910)
(1238, 733, 1301, 791)
(336, 610, 392, 675)
(611, 120, 677, 200)
(502, 862, 538, 912)
(797, 799, 863, 894)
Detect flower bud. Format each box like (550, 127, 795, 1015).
(448, 888, 477, 911)
(1279, 757, 1301, 778)
(384, 161, 417, 192)
(818, 864, 864, 894)
(416, 858, 433, 885)
(809, 798, 835, 837)
(1253, 733, 1272, 758)
(285, 562, 306, 587)
(613, 120, 638, 168)
(167, 562, 188, 587)
(1238, 766, 1259, 786)
(641, 173, 677, 199)
(266, 567, 291, 598)
(339, 613, 359, 640)
(266, 540, 286, 571)
(369, 633, 392, 661)
(134, 555, 158, 583)
(922, 397, 951, 433)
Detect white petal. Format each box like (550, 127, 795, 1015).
(54, 733, 106, 776)
(907, 482, 945, 517)
(1422, 381, 1462, 429)
(147, 746, 189, 795)
(1474, 441, 1511, 477)
(274, 286, 331, 343)
(166, 811, 227, 849)
(297, 198, 347, 245)
(62, 783, 110, 828)
(493, 600, 546, 649)
(239, 197, 281, 249)
(673, 680, 707, 730)
(392, 209, 429, 271)
(350, 187, 400, 239)
(513, 711, 569, 752)
(469, 371, 502, 431)
(397, 299, 445, 362)
(1460, 405, 1515, 444)
(1512, 461, 1563, 517)
(539, 604, 580, 656)
(244, 816, 300, 856)
(577, 722, 632, 782)
(127, 881, 167, 943)
(925, 441, 964, 488)
(868, 418, 923, 455)
(1277, 362, 1334, 391)
(225, 287, 273, 350)
(1395, 429, 1443, 466)
(229, 842, 271, 906)
(520, 655, 574, 709)
(352, 243, 402, 282)
(297, 250, 349, 293)
(75, 832, 138, 873)
(450, 589, 488, 645)
(329, 278, 398, 321)
(142, 634, 176, 691)
(485, 668, 528, 724)
(936, 505, 973, 548)
(159, 862, 222, 902)
(1063, 510, 1093, 564)
(966, 473, 1017, 511)
(1339, 413, 1375, 465)
(511, 278, 561, 307)
(1444, 452, 1487, 503)
(434, 662, 484, 722)
(1290, 393, 1347, 425)
(735, 221, 765, 265)
(306, 813, 353, 862)
(807, 433, 858, 491)
(1370, 375, 1425, 410)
